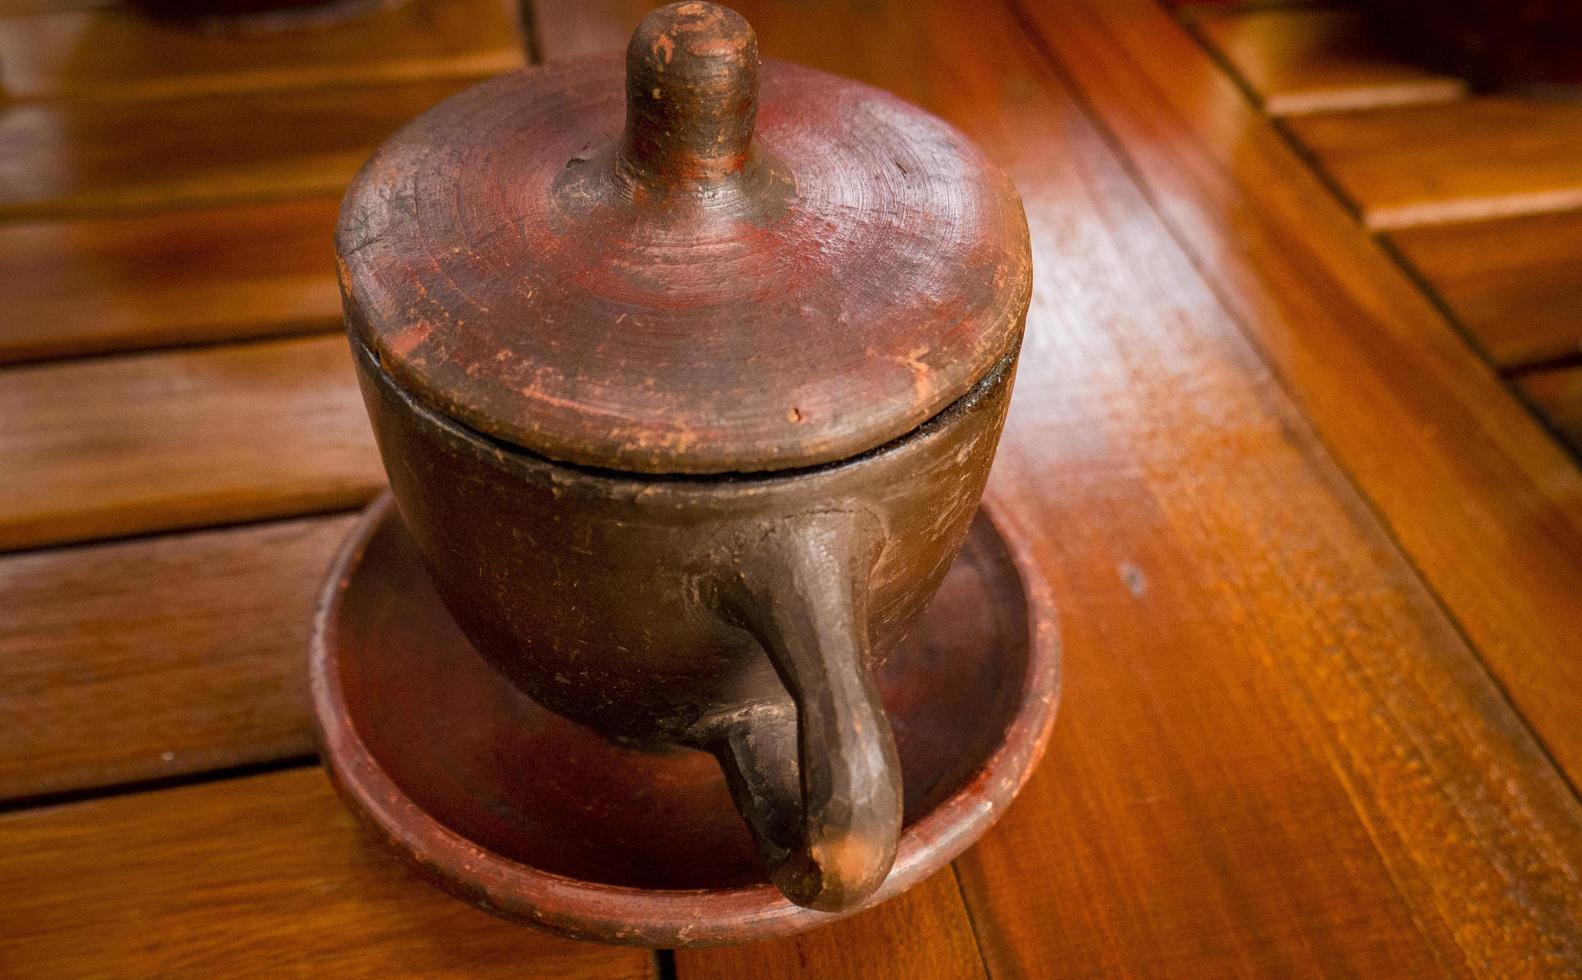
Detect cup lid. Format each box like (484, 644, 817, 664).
(336, 1, 1031, 475)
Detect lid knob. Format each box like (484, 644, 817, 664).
(618, 2, 760, 188)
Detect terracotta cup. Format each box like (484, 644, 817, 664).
(338, 1, 1031, 914)
(352, 344, 1018, 913)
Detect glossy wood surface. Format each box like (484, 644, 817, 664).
(0, 515, 351, 803)
(1287, 98, 1582, 229)
(0, 334, 382, 552)
(1390, 211, 1582, 369)
(0, 0, 524, 101)
(0, 198, 341, 364)
(0, 767, 655, 978)
(0, 78, 475, 219)
(1195, 8, 1466, 114)
(1022, 0, 1582, 789)
(2, 0, 1580, 974)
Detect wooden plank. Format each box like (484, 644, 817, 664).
(544, 0, 1582, 975)
(1020, 0, 1582, 786)
(0, 78, 475, 220)
(526, 3, 992, 970)
(1285, 98, 1582, 229)
(676, 870, 984, 980)
(947, 2, 1582, 973)
(1195, 9, 1465, 115)
(0, 767, 654, 978)
(0, 199, 342, 365)
(1518, 364, 1582, 455)
(1390, 211, 1582, 369)
(0, 514, 354, 803)
(0, 333, 383, 552)
(0, 0, 525, 102)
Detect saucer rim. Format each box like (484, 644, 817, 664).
(308, 490, 1061, 948)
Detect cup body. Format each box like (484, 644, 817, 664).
(350, 334, 1018, 746)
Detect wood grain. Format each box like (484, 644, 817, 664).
(1020, 0, 1582, 787)
(0, 766, 654, 978)
(0, 514, 353, 803)
(959, 1, 1582, 972)
(0, 333, 383, 552)
(675, 869, 984, 979)
(1286, 98, 1582, 229)
(1390, 211, 1582, 369)
(1196, 8, 1466, 115)
(0, 199, 342, 365)
(541, 0, 1582, 975)
(0, 78, 476, 220)
(1518, 365, 1582, 455)
(0, 0, 524, 102)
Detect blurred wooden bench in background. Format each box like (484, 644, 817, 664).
(1189, 3, 1582, 451)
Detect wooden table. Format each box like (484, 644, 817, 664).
(4, 0, 1581, 975)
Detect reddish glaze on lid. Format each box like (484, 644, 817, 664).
(336, 1, 1031, 475)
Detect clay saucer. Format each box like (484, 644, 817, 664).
(310, 492, 1060, 947)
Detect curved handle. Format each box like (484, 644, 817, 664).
(710, 511, 902, 912)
